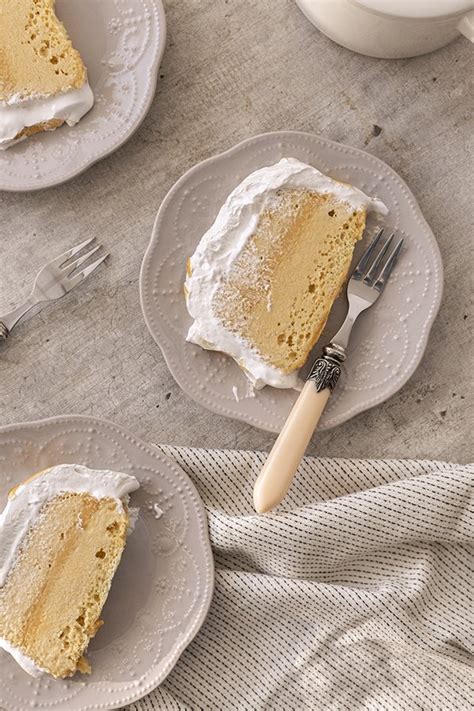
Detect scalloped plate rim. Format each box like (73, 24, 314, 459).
(140, 130, 443, 433)
(0, 413, 214, 710)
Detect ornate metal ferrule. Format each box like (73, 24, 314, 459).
(307, 343, 346, 393)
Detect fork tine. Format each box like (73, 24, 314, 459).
(353, 228, 384, 280)
(63, 245, 102, 275)
(364, 232, 395, 285)
(374, 238, 404, 292)
(48, 237, 96, 270)
(65, 253, 109, 291)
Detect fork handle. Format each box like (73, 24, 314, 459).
(253, 344, 345, 513)
(0, 322, 9, 341)
(0, 296, 38, 340)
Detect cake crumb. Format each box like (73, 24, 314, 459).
(77, 656, 91, 674)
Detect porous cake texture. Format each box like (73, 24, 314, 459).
(213, 188, 365, 372)
(0, 465, 138, 678)
(0, 0, 86, 102)
(0, 0, 94, 149)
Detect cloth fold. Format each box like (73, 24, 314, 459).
(128, 448, 473, 711)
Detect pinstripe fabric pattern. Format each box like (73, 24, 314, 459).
(127, 448, 474, 711)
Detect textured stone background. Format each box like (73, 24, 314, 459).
(0, 0, 472, 462)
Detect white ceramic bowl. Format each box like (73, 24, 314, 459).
(296, 0, 474, 58)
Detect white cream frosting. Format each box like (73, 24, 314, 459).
(0, 81, 94, 150)
(0, 463, 139, 677)
(0, 463, 139, 587)
(0, 637, 47, 678)
(185, 157, 388, 389)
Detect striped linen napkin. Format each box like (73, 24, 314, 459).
(127, 447, 473, 711)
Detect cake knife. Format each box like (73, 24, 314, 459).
(253, 229, 403, 513)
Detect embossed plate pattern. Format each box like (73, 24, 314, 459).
(0, 416, 214, 711)
(140, 131, 443, 433)
(0, 0, 166, 192)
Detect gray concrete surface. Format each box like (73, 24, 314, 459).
(1, 0, 472, 462)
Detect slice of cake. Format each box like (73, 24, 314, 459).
(185, 157, 387, 389)
(0, 0, 94, 150)
(0, 464, 139, 678)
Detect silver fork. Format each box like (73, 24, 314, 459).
(253, 229, 404, 513)
(0, 237, 109, 341)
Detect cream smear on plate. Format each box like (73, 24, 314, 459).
(185, 157, 388, 389)
(0, 82, 94, 150)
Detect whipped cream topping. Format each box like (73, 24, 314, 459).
(185, 157, 388, 389)
(0, 463, 139, 677)
(0, 463, 139, 587)
(0, 81, 94, 150)
(0, 637, 47, 678)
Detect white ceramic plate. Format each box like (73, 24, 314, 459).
(0, 415, 214, 711)
(140, 131, 443, 433)
(0, 0, 166, 192)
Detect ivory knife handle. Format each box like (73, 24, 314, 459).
(253, 380, 330, 513)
